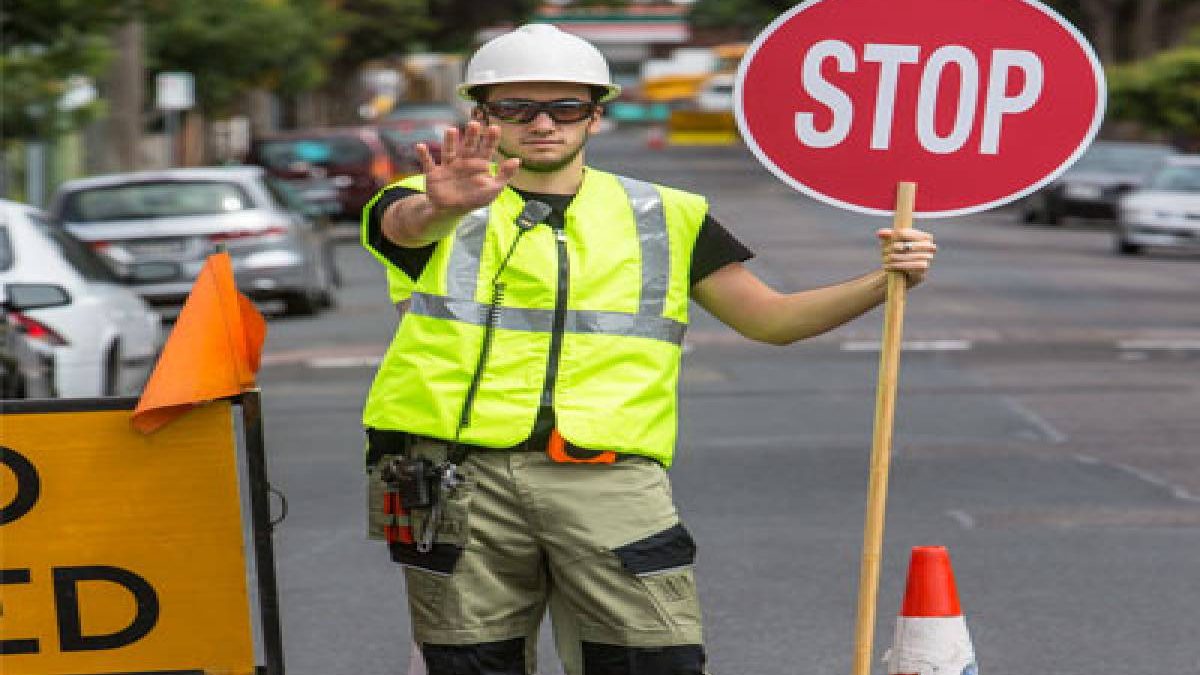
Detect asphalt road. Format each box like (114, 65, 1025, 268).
(255, 128, 1200, 675)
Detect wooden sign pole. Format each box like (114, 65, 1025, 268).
(851, 181, 916, 675)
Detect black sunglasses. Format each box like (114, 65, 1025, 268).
(482, 98, 597, 124)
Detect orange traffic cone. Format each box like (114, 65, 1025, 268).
(646, 125, 666, 150)
(131, 252, 266, 433)
(885, 546, 979, 675)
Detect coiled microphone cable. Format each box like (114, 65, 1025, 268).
(449, 199, 553, 461)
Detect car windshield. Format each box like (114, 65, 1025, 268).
(255, 137, 372, 170)
(1073, 144, 1174, 174)
(1146, 165, 1200, 192)
(62, 181, 252, 222)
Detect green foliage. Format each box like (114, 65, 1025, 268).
(422, 0, 542, 52)
(332, 0, 437, 68)
(326, 0, 540, 68)
(143, 0, 340, 115)
(0, 0, 128, 140)
(1108, 46, 1200, 141)
(687, 0, 796, 36)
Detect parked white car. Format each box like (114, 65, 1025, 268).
(1115, 155, 1200, 255)
(0, 199, 163, 397)
(48, 166, 336, 316)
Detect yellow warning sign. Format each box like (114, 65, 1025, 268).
(1, 401, 254, 674)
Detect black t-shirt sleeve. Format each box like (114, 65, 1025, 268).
(367, 188, 752, 287)
(690, 214, 754, 286)
(366, 186, 436, 281)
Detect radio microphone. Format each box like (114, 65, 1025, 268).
(515, 200, 552, 231)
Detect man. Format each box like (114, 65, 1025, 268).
(362, 23, 936, 675)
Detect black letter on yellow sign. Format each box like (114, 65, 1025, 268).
(0, 446, 39, 525)
(54, 566, 160, 651)
(0, 569, 39, 654)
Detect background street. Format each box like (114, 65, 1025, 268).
(255, 128, 1200, 674)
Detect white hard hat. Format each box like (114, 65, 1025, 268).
(458, 24, 621, 103)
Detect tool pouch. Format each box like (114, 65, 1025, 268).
(366, 434, 469, 572)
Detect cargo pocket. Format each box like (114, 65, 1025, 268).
(613, 523, 702, 628)
(404, 565, 450, 630)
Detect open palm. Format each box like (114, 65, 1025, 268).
(416, 121, 521, 214)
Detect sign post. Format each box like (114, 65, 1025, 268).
(734, 0, 1104, 671)
(155, 72, 195, 167)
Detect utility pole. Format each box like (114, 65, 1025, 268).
(111, 19, 144, 171)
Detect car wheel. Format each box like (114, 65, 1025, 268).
(1042, 201, 1063, 226)
(103, 341, 122, 396)
(283, 290, 320, 316)
(1115, 237, 1143, 255)
(323, 238, 343, 288)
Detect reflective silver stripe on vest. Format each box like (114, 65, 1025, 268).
(445, 207, 490, 301)
(616, 176, 670, 316)
(410, 292, 686, 345)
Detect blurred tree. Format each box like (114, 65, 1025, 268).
(142, 0, 340, 117)
(421, 0, 542, 51)
(1108, 34, 1200, 147)
(330, 0, 436, 69)
(687, 0, 794, 38)
(0, 0, 129, 140)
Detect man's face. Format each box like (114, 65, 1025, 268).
(477, 82, 602, 174)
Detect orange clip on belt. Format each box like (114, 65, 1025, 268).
(383, 491, 414, 544)
(546, 429, 616, 464)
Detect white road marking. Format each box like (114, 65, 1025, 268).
(1116, 339, 1200, 351)
(308, 355, 384, 369)
(1075, 454, 1200, 504)
(840, 339, 973, 352)
(946, 509, 976, 530)
(1001, 395, 1068, 444)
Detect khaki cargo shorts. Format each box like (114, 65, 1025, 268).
(368, 440, 703, 658)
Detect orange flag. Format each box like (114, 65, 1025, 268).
(132, 252, 266, 433)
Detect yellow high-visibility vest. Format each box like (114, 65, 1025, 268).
(362, 168, 707, 466)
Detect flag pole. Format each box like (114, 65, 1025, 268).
(851, 181, 915, 675)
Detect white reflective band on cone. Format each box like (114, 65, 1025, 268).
(884, 616, 979, 675)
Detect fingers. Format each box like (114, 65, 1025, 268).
(460, 121, 482, 157)
(440, 125, 459, 164)
(415, 143, 436, 174)
(878, 227, 936, 255)
(478, 124, 502, 160)
(440, 122, 499, 165)
(495, 157, 521, 184)
(878, 228, 936, 284)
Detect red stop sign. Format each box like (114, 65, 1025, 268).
(735, 0, 1105, 217)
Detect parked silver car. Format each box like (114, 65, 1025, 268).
(1021, 140, 1177, 225)
(49, 166, 336, 316)
(1115, 155, 1200, 255)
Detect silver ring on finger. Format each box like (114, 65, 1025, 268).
(897, 241, 912, 253)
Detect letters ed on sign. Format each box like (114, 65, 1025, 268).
(735, 0, 1106, 217)
(0, 402, 255, 673)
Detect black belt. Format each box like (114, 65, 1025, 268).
(366, 429, 616, 467)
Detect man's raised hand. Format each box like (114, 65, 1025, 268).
(415, 120, 521, 216)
